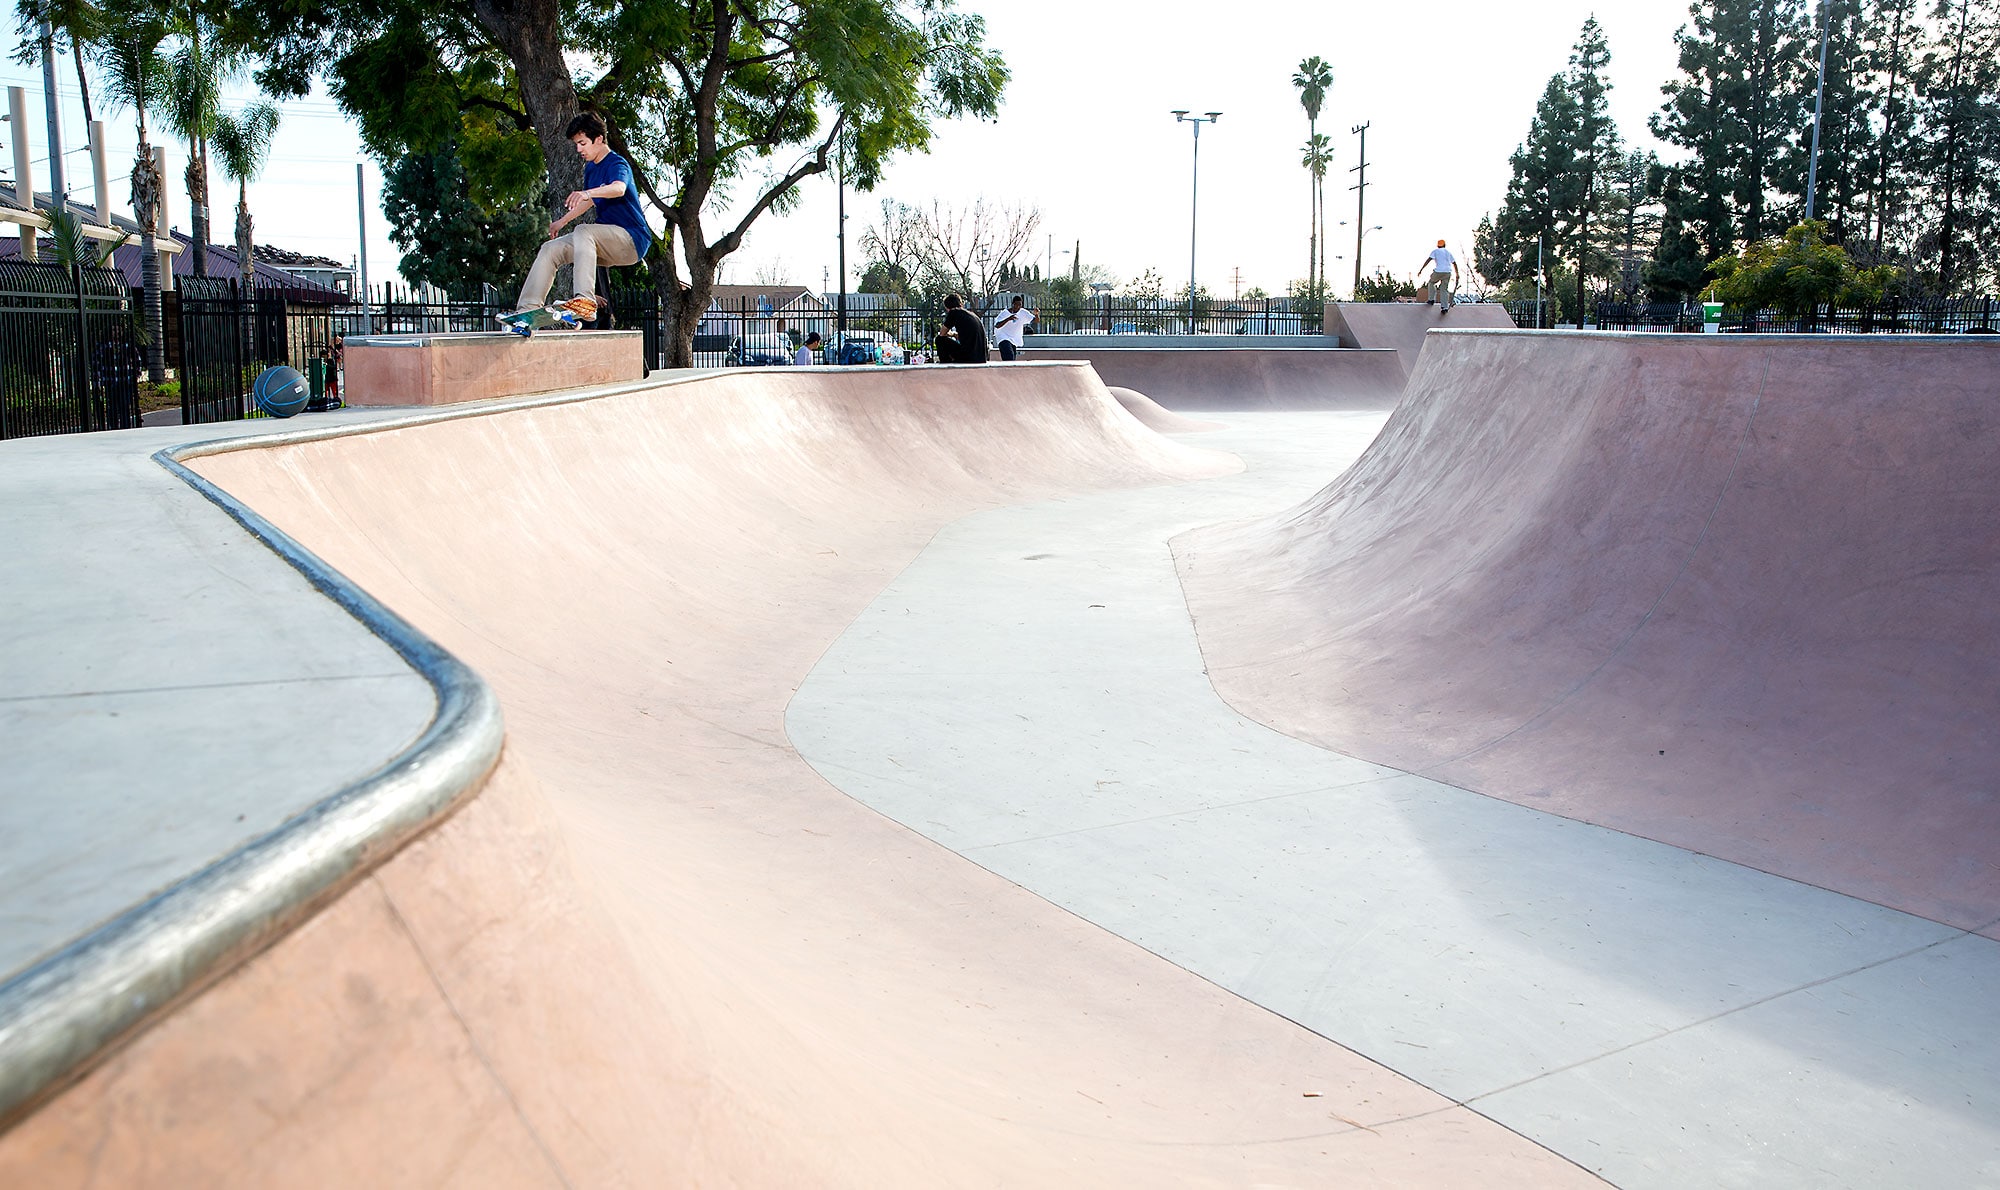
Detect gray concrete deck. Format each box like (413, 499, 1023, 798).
(785, 411, 2000, 1189)
(0, 413, 435, 981)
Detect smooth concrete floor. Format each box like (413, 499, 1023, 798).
(786, 411, 2000, 1189)
(0, 417, 435, 982)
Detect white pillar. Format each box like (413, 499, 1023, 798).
(153, 145, 173, 291)
(9, 86, 37, 260)
(90, 120, 110, 228)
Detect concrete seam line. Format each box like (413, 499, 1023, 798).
(0, 438, 506, 1132)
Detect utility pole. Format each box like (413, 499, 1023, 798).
(1231, 266, 1242, 300)
(1349, 122, 1371, 297)
(1805, 0, 1831, 223)
(355, 163, 371, 333)
(836, 157, 847, 337)
(38, 11, 65, 212)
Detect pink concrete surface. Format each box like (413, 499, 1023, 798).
(1177, 332, 2000, 934)
(1021, 347, 1406, 410)
(1326, 301, 1517, 379)
(1107, 384, 1224, 432)
(345, 331, 644, 406)
(0, 364, 1598, 1186)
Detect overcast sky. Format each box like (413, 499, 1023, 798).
(2, 1, 1700, 296)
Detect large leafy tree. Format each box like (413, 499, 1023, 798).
(380, 147, 546, 295)
(233, 0, 1007, 365)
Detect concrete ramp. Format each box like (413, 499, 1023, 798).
(1107, 385, 1223, 432)
(1020, 346, 1405, 410)
(0, 364, 1588, 1186)
(1327, 301, 1516, 379)
(1177, 331, 2000, 933)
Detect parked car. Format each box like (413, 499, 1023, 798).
(827, 330, 904, 365)
(728, 334, 793, 367)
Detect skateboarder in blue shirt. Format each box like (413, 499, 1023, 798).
(505, 112, 653, 325)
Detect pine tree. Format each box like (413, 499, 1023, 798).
(1566, 19, 1625, 323)
(1656, 0, 1813, 251)
(1489, 76, 1583, 300)
(1865, 0, 1924, 261)
(1910, 0, 2000, 293)
(1647, 172, 1713, 299)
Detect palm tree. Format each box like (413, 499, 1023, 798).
(94, 4, 168, 381)
(210, 102, 277, 294)
(1301, 132, 1332, 307)
(158, 12, 226, 277)
(1291, 56, 1333, 297)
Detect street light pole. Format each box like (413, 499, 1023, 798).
(1172, 110, 1221, 311)
(1805, 0, 1831, 223)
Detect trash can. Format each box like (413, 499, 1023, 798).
(307, 357, 328, 396)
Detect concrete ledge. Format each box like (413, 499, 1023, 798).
(1018, 346, 1406, 411)
(345, 330, 644, 406)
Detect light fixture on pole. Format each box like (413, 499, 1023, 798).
(1172, 110, 1221, 309)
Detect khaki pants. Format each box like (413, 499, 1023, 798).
(515, 223, 640, 310)
(1429, 271, 1454, 308)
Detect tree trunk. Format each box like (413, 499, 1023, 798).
(186, 150, 209, 277)
(132, 140, 165, 383)
(236, 184, 254, 295)
(1870, 3, 1908, 260)
(468, 0, 585, 297)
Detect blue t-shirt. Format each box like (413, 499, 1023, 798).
(585, 150, 652, 258)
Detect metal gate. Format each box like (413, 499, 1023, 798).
(0, 260, 142, 440)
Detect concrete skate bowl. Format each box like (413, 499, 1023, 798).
(1107, 385, 1223, 432)
(0, 364, 1595, 1187)
(1326, 301, 1517, 380)
(1177, 331, 2000, 935)
(1021, 346, 1405, 411)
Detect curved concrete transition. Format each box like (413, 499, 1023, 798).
(1020, 346, 1406, 410)
(1106, 384, 1224, 432)
(786, 336, 2000, 1187)
(1175, 332, 2000, 935)
(1326, 301, 1517, 379)
(0, 364, 1596, 1187)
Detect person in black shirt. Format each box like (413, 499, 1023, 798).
(941, 293, 989, 363)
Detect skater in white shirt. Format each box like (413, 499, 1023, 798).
(1419, 241, 1459, 311)
(794, 331, 821, 366)
(992, 295, 1035, 361)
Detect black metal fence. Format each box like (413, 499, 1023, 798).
(1719, 297, 2000, 335)
(0, 261, 141, 440)
(1560, 293, 2000, 334)
(177, 277, 338, 425)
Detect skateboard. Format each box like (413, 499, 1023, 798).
(494, 305, 584, 337)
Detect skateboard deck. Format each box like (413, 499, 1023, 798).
(495, 305, 583, 337)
